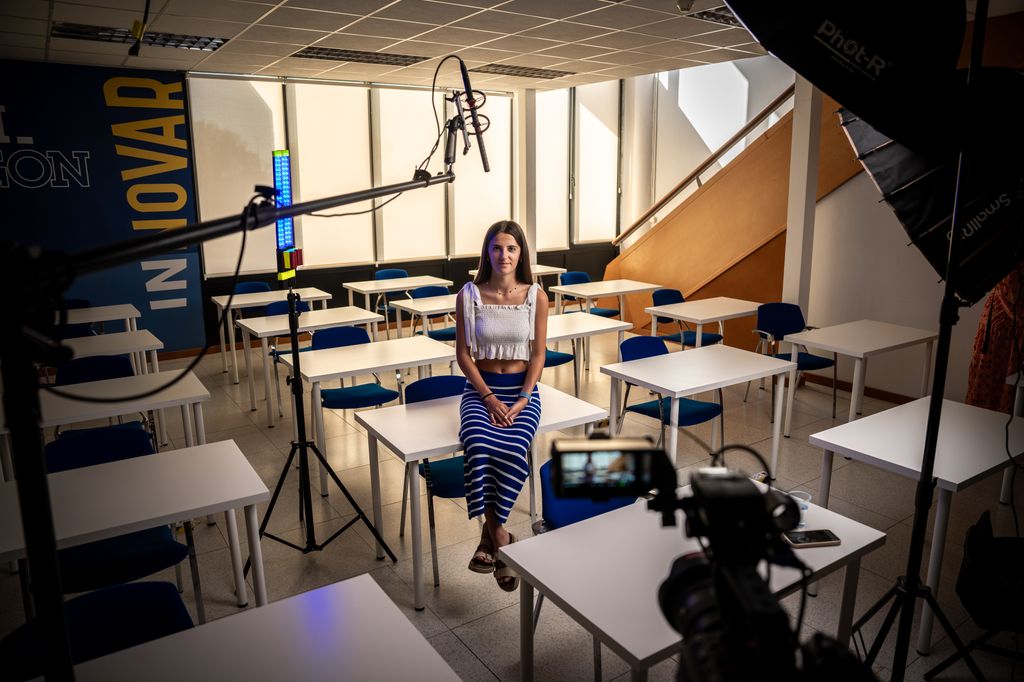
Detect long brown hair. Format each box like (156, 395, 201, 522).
(473, 220, 533, 285)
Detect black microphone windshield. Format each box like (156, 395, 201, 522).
(458, 59, 490, 173)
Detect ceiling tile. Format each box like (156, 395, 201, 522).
(452, 10, 550, 33)
(314, 33, 398, 51)
(195, 51, 278, 65)
(634, 55, 702, 71)
(519, 20, 608, 42)
(684, 27, 753, 48)
(731, 42, 767, 55)
(495, 0, 609, 21)
(375, 0, 480, 24)
(534, 42, 609, 59)
(1, 1, 49, 20)
(148, 16, 251, 38)
(631, 15, 724, 39)
(633, 38, 708, 57)
(126, 51, 209, 66)
(591, 63, 662, 78)
(686, 47, 742, 63)
(455, 45, 517, 62)
(283, 0, 396, 12)
(163, 0, 275, 23)
(475, 34, 558, 53)
(388, 39, 465, 57)
(0, 31, 45, 48)
(583, 49, 657, 66)
(573, 4, 670, 29)
(53, 3, 139, 28)
(345, 16, 434, 39)
(322, 62, 397, 76)
(494, 52, 567, 68)
(216, 39, 300, 56)
(240, 24, 330, 44)
(580, 30, 664, 50)
(429, 0, 510, 8)
(414, 25, 501, 45)
(192, 61, 269, 74)
(260, 7, 359, 32)
(540, 58, 599, 73)
(0, 16, 46, 35)
(618, 0, 684, 13)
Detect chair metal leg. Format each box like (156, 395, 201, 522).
(427, 489, 440, 587)
(832, 353, 838, 419)
(399, 462, 410, 537)
(744, 340, 764, 401)
(183, 520, 205, 624)
(533, 592, 545, 631)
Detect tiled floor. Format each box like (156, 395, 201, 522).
(3, 331, 1023, 681)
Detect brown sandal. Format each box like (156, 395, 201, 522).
(468, 533, 495, 574)
(494, 533, 519, 592)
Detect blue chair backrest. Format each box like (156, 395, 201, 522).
(405, 375, 466, 404)
(55, 355, 134, 386)
(264, 300, 310, 316)
(652, 289, 685, 324)
(57, 298, 95, 339)
(234, 281, 271, 295)
(375, 268, 409, 304)
(311, 326, 370, 350)
(619, 336, 669, 363)
(756, 303, 807, 341)
(539, 460, 635, 530)
(411, 285, 449, 299)
(559, 272, 591, 302)
(45, 425, 155, 473)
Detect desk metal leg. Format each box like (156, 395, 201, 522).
(784, 348, 798, 437)
(261, 339, 273, 424)
(609, 378, 622, 435)
(367, 436, 385, 560)
(667, 396, 679, 466)
(244, 331, 256, 411)
(151, 353, 168, 447)
(230, 311, 240, 385)
(396, 309, 403, 339)
(770, 374, 785, 477)
(245, 504, 268, 606)
(836, 557, 861, 646)
(849, 358, 865, 423)
(223, 508, 249, 607)
(312, 383, 329, 496)
(409, 463, 424, 610)
(695, 323, 704, 348)
(520, 579, 535, 682)
(348, 289, 354, 306)
(918, 488, 952, 654)
(584, 300, 592, 370)
(370, 321, 378, 342)
(630, 668, 648, 682)
(181, 404, 194, 447)
(218, 307, 228, 372)
(193, 403, 216, 526)
(650, 315, 657, 337)
(808, 449, 835, 598)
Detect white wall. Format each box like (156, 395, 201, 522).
(806, 173, 985, 400)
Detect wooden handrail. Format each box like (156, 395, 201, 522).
(612, 83, 796, 247)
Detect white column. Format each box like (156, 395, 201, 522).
(781, 75, 822, 311)
(515, 89, 538, 262)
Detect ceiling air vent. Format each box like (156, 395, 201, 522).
(292, 47, 427, 66)
(51, 22, 226, 51)
(685, 6, 742, 27)
(470, 64, 575, 80)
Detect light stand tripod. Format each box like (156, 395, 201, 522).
(244, 287, 397, 567)
(851, 4, 990, 679)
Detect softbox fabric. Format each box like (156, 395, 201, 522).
(838, 68, 1024, 306)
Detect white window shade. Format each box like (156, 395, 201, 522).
(451, 93, 512, 257)
(289, 83, 373, 267)
(375, 88, 447, 262)
(575, 80, 620, 243)
(535, 89, 570, 251)
(190, 78, 283, 277)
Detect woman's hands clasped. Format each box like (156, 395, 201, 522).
(484, 395, 529, 427)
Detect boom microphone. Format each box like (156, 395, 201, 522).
(458, 59, 490, 172)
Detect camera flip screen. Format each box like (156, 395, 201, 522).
(552, 447, 655, 498)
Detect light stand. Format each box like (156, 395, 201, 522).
(243, 286, 397, 567)
(9, 109, 466, 677)
(851, 4, 990, 679)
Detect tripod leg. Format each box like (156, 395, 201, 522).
(864, 587, 905, 667)
(245, 443, 298, 577)
(919, 589, 986, 680)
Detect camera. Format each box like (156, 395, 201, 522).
(550, 436, 875, 682)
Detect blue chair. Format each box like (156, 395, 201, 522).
(531, 459, 637, 676)
(318, 327, 401, 412)
(559, 271, 619, 318)
(744, 303, 837, 420)
(619, 336, 724, 452)
(410, 285, 457, 342)
(54, 355, 144, 437)
(397, 375, 470, 587)
(374, 268, 409, 339)
(0, 581, 193, 681)
(44, 426, 198, 614)
(651, 289, 724, 348)
(233, 281, 272, 318)
(544, 347, 578, 396)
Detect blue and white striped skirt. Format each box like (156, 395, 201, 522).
(459, 371, 541, 524)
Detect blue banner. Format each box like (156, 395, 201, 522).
(0, 59, 204, 350)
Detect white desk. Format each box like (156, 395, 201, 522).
(546, 313, 632, 394)
(355, 383, 607, 610)
(0, 441, 270, 614)
(390, 294, 457, 340)
(784, 320, 936, 437)
(56, 573, 458, 682)
(60, 304, 141, 334)
(645, 296, 760, 347)
(550, 279, 661, 324)
(809, 397, 1024, 653)
(343, 275, 453, 311)
(601, 344, 796, 473)
(280, 335, 456, 494)
(210, 287, 332, 384)
(502, 493, 885, 681)
(64, 329, 163, 376)
(38, 370, 209, 451)
(469, 263, 566, 283)
(235, 307, 384, 426)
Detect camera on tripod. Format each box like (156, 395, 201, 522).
(550, 436, 875, 682)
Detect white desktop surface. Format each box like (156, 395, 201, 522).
(545, 313, 631, 342)
(280, 335, 455, 384)
(64, 329, 162, 358)
(343, 275, 453, 295)
(210, 287, 331, 310)
(235, 306, 382, 338)
(469, 264, 565, 278)
(502, 492, 885, 675)
(389, 294, 458, 317)
(645, 296, 760, 325)
(62, 304, 141, 326)
(550, 279, 660, 299)
(59, 574, 459, 682)
(785, 319, 937, 358)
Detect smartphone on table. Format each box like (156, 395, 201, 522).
(783, 529, 841, 548)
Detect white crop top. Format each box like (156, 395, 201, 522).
(461, 281, 540, 361)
